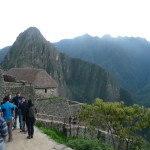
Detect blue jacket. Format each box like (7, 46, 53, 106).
(1, 102, 14, 120)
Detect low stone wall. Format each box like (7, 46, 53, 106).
(36, 118, 113, 146)
(36, 113, 67, 123)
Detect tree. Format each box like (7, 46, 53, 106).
(79, 98, 150, 150)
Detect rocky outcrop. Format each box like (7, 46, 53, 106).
(0, 69, 5, 87)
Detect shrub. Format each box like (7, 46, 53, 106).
(66, 138, 113, 150)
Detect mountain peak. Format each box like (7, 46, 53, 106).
(102, 34, 112, 39)
(24, 27, 42, 35)
(1, 27, 56, 69)
(16, 27, 46, 43)
(26, 26, 39, 31)
(74, 33, 93, 40)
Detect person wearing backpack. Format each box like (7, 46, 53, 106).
(26, 99, 36, 139)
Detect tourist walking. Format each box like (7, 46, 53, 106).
(20, 97, 27, 132)
(12, 92, 23, 129)
(1, 96, 15, 142)
(26, 99, 36, 139)
(0, 117, 8, 150)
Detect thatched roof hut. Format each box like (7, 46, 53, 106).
(7, 68, 58, 89)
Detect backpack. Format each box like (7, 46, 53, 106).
(28, 106, 35, 118)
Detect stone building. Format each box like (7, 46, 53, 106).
(6, 68, 58, 98)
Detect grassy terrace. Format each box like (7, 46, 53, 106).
(36, 123, 113, 150)
(37, 97, 64, 101)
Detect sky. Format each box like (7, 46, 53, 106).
(0, 0, 150, 49)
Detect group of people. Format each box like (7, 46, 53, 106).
(0, 92, 36, 149)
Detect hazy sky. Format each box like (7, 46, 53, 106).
(0, 0, 150, 49)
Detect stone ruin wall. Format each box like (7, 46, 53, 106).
(0, 83, 35, 101)
(35, 99, 82, 118)
(0, 69, 35, 100)
(36, 98, 72, 118)
(35, 88, 58, 99)
(68, 100, 82, 116)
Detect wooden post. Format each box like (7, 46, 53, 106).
(51, 117, 53, 129)
(84, 126, 86, 139)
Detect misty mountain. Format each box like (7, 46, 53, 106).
(0, 46, 11, 62)
(53, 34, 150, 106)
(135, 84, 150, 107)
(1, 27, 133, 105)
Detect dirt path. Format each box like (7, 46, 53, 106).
(5, 127, 58, 150)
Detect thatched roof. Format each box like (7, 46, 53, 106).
(7, 68, 58, 88)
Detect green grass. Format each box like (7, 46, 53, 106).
(36, 123, 67, 144)
(37, 96, 64, 101)
(36, 123, 114, 150)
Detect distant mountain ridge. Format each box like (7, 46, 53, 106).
(53, 34, 150, 106)
(0, 27, 133, 105)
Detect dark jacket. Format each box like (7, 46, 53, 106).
(12, 96, 22, 109)
(26, 103, 37, 119)
(20, 102, 27, 116)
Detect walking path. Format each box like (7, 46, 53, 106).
(5, 127, 58, 150)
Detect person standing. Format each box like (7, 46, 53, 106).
(12, 92, 23, 129)
(26, 99, 36, 139)
(20, 97, 27, 132)
(1, 96, 15, 142)
(0, 117, 8, 150)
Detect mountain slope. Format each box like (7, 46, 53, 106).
(0, 46, 11, 62)
(1, 27, 133, 105)
(54, 35, 150, 94)
(135, 84, 150, 107)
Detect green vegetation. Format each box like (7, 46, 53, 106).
(37, 97, 64, 101)
(36, 123, 113, 150)
(67, 138, 113, 150)
(79, 98, 150, 150)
